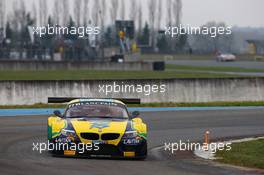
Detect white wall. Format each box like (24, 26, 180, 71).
(1, 78, 264, 105)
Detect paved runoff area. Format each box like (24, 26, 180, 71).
(0, 109, 263, 175)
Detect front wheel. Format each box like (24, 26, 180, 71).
(138, 142, 147, 160)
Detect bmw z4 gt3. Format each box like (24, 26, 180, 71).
(47, 98, 147, 159)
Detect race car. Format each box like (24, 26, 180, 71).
(216, 53, 236, 62)
(47, 97, 147, 159)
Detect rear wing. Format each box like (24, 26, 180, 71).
(48, 97, 141, 104)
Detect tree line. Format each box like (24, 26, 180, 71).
(0, 0, 235, 60)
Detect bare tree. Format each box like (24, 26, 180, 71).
(157, 0, 163, 30)
(17, 0, 26, 29)
(11, 0, 27, 57)
(119, 0, 125, 20)
(148, 0, 157, 46)
(11, 1, 19, 30)
(39, 0, 47, 25)
(32, 2, 37, 25)
(74, 0, 82, 26)
(42, 0, 47, 25)
(0, 0, 6, 28)
(100, 0, 106, 55)
(166, 0, 172, 26)
(110, 0, 119, 23)
(83, 0, 90, 26)
(173, 0, 182, 27)
(53, 0, 61, 25)
(100, 0, 106, 28)
(100, 0, 106, 29)
(129, 0, 137, 21)
(137, 2, 142, 35)
(92, 0, 100, 26)
(38, 0, 43, 25)
(62, 0, 70, 26)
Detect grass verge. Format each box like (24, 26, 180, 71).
(1, 101, 264, 109)
(216, 139, 264, 169)
(140, 54, 215, 61)
(0, 70, 246, 80)
(166, 64, 264, 73)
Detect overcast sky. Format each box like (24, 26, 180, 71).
(183, 0, 264, 27)
(6, 0, 264, 27)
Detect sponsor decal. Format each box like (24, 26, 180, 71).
(68, 101, 119, 108)
(90, 121, 110, 131)
(92, 140, 107, 144)
(123, 138, 140, 145)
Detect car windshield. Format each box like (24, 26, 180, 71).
(65, 103, 129, 119)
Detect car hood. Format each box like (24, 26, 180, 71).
(67, 118, 130, 144)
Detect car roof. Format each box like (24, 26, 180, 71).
(68, 99, 126, 106)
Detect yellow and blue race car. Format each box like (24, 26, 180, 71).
(47, 98, 147, 159)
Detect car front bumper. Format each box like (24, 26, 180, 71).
(51, 140, 147, 159)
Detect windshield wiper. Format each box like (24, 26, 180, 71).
(67, 116, 85, 118)
(89, 116, 126, 119)
(67, 116, 126, 119)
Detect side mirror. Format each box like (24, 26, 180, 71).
(131, 111, 140, 119)
(53, 110, 63, 118)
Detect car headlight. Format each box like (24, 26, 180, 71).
(122, 131, 137, 138)
(61, 128, 76, 137)
(55, 129, 77, 143)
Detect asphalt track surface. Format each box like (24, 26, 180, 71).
(0, 109, 264, 175)
(167, 60, 264, 70)
(166, 60, 264, 77)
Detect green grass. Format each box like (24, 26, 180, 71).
(140, 54, 258, 61)
(166, 64, 264, 73)
(216, 139, 264, 169)
(140, 54, 215, 61)
(0, 70, 245, 80)
(1, 101, 264, 109)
